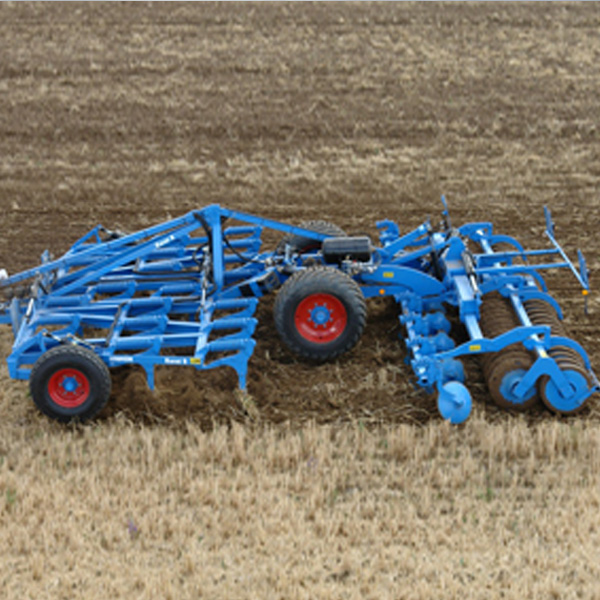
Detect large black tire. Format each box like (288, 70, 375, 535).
(274, 267, 366, 361)
(30, 345, 112, 423)
(282, 220, 346, 254)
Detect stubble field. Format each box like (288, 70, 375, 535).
(1, 2, 600, 598)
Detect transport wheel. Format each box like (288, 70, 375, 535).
(30, 345, 111, 423)
(282, 220, 346, 254)
(274, 267, 366, 361)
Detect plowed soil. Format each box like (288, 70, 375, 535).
(1, 2, 599, 428)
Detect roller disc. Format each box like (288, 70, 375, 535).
(482, 347, 529, 377)
(479, 292, 540, 410)
(539, 365, 593, 415)
(478, 292, 593, 415)
(484, 351, 539, 410)
(549, 349, 584, 366)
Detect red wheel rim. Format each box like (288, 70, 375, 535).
(48, 368, 91, 408)
(295, 293, 347, 344)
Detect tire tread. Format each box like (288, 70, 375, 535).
(274, 266, 366, 360)
(30, 345, 111, 423)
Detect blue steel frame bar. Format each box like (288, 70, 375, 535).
(0, 204, 357, 393)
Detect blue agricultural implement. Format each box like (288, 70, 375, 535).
(0, 198, 597, 423)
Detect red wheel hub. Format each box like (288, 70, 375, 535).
(295, 293, 347, 344)
(48, 368, 90, 408)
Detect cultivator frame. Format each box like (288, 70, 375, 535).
(0, 199, 597, 423)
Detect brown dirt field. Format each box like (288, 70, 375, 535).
(1, 1, 599, 428)
(1, 2, 600, 598)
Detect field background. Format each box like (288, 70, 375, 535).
(0, 2, 599, 598)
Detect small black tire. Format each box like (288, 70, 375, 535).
(282, 220, 346, 254)
(274, 267, 367, 361)
(30, 345, 112, 423)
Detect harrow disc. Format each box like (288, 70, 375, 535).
(437, 381, 472, 424)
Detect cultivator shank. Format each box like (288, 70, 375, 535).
(1, 199, 597, 423)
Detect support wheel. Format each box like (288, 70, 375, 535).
(30, 345, 111, 423)
(274, 267, 366, 361)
